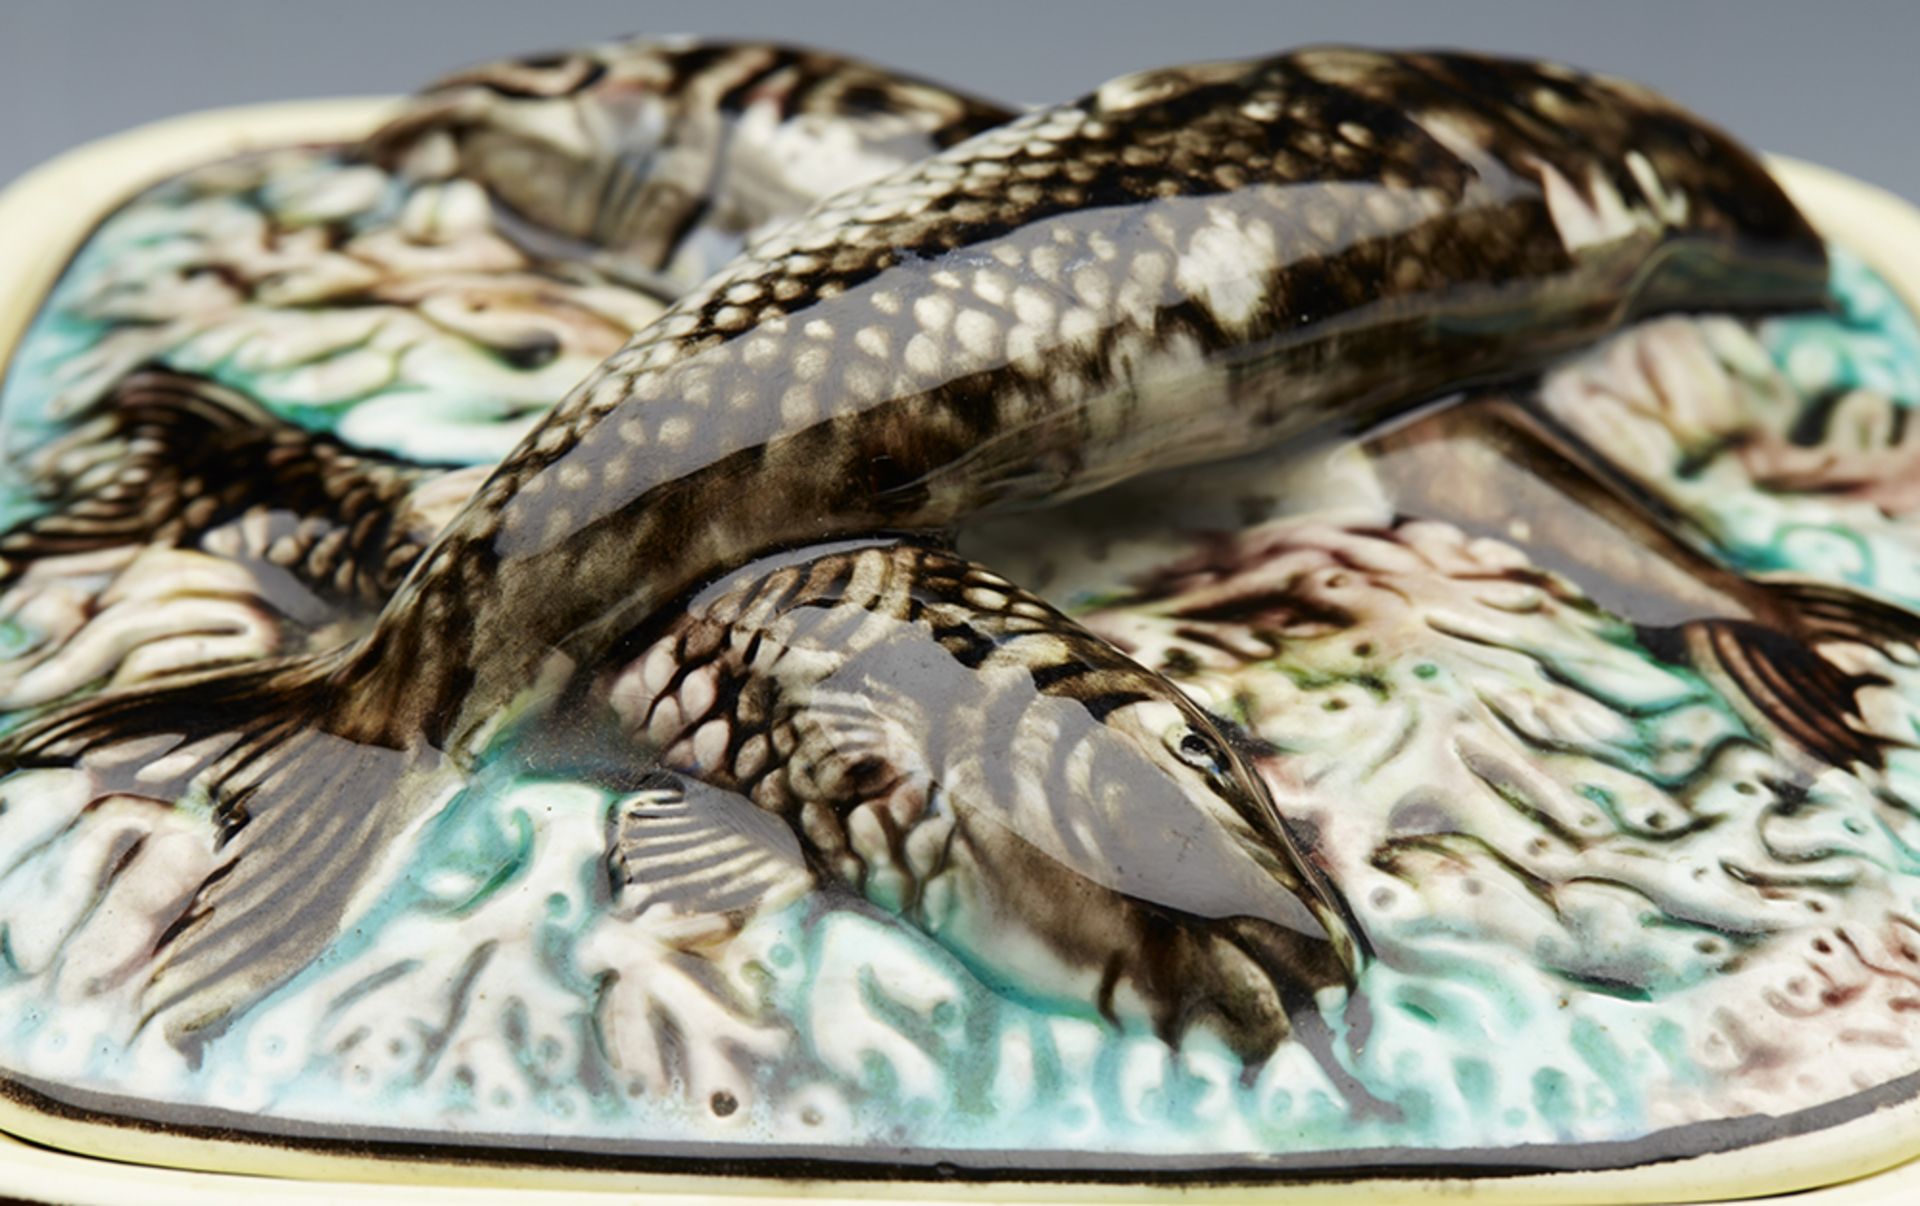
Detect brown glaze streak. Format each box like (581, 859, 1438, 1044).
(600, 539, 1352, 1058)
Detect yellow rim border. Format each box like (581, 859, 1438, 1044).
(2, 105, 1920, 1205)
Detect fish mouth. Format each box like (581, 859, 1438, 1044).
(1214, 913, 1398, 1117)
(1216, 912, 1351, 1018)
(924, 806, 1356, 1063)
(1113, 907, 1351, 1066)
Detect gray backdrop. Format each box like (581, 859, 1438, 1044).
(3, 0, 1915, 202)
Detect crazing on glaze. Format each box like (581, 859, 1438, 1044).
(0, 34, 1917, 1183)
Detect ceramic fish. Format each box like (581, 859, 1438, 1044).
(596, 538, 1355, 1061)
(0, 47, 1833, 1045)
(367, 37, 1017, 298)
(344, 46, 1831, 752)
(0, 38, 1011, 606)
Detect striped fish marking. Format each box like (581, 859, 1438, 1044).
(363, 47, 1828, 758)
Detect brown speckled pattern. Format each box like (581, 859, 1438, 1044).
(369, 37, 1016, 294)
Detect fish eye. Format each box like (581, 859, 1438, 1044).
(1169, 726, 1229, 778)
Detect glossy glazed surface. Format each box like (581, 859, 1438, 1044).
(0, 35, 1914, 1195)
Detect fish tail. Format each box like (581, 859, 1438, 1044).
(1765, 579, 1920, 653)
(2, 647, 447, 1049)
(1659, 616, 1908, 770)
(1722, 578, 1920, 769)
(0, 369, 428, 602)
(2, 649, 330, 765)
(1, 369, 254, 582)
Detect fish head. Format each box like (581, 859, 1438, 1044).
(910, 654, 1364, 1061)
(608, 540, 1366, 1062)
(1105, 693, 1279, 850)
(1078, 684, 1365, 963)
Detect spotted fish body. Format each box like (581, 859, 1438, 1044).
(355, 47, 1827, 754)
(600, 539, 1351, 1058)
(1, 47, 1832, 1045)
(369, 37, 1016, 297)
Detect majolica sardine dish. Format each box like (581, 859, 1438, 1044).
(2, 34, 1920, 1202)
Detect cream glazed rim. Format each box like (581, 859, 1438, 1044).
(0, 98, 1919, 1206)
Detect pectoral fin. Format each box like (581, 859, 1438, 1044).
(608, 772, 813, 922)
